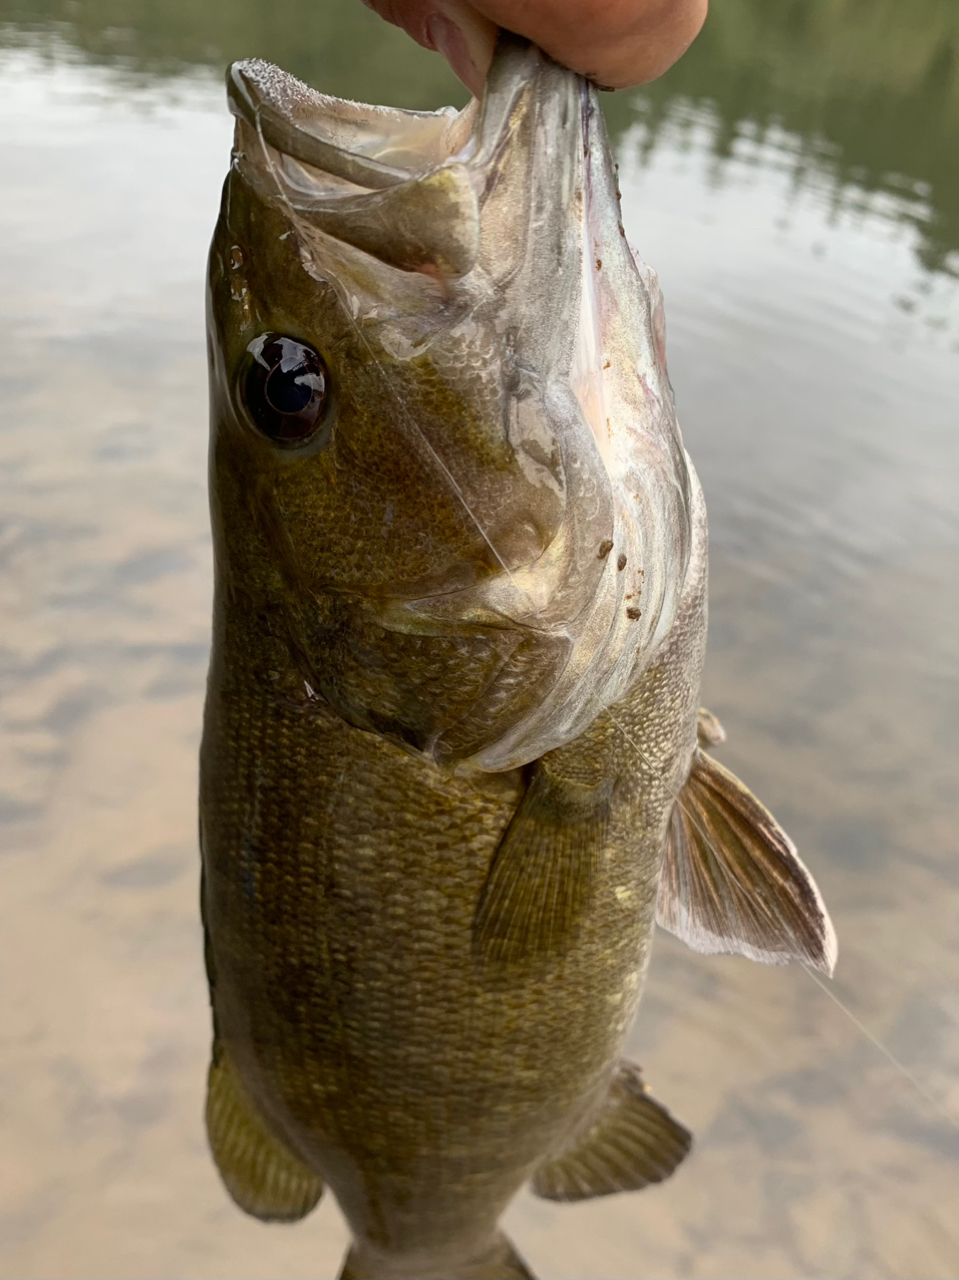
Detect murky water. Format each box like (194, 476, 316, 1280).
(1, 2, 957, 1277)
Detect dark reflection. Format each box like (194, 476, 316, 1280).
(3, 0, 957, 273)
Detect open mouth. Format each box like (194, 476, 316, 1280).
(226, 52, 490, 279)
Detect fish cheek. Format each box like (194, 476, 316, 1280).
(266, 453, 520, 755)
(269, 359, 487, 595)
(212, 175, 558, 594)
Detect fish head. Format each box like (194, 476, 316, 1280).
(208, 36, 692, 770)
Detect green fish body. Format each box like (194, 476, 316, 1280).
(201, 37, 835, 1280)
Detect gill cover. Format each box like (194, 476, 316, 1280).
(215, 36, 693, 771)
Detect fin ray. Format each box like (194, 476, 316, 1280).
(531, 1061, 691, 1201)
(696, 706, 727, 747)
(206, 1046, 324, 1222)
(656, 747, 837, 974)
(474, 762, 612, 964)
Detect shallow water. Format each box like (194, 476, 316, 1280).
(1, 2, 957, 1277)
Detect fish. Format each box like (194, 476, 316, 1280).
(200, 33, 837, 1280)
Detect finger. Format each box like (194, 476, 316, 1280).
(474, 0, 709, 88)
(363, 0, 707, 93)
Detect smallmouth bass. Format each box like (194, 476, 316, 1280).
(201, 35, 836, 1280)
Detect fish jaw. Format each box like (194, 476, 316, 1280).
(213, 36, 693, 770)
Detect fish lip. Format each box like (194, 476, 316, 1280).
(226, 57, 486, 193)
(225, 36, 537, 185)
(227, 61, 418, 190)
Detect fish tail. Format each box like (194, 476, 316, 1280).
(338, 1232, 535, 1279)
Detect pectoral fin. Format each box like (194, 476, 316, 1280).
(206, 1045, 324, 1222)
(531, 1061, 691, 1201)
(656, 747, 837, 975)
(474, 762, 612, 964)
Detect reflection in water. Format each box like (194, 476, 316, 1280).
(5, 0, 957, 274)
(615, 0, 959, 278)
(1, 2, 957, 1277)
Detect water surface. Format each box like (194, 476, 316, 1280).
(1, 2, 957, 1277)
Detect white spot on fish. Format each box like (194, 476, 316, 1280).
(614, 885, 634, 905)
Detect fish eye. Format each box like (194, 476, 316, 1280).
(243, 334, 328, 445)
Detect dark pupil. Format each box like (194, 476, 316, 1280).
(265, 363, 315, 414)
(246, 336, 327, 444)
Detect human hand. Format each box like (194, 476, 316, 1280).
(363, 0, 708, 94)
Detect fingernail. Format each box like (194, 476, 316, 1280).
(426, 11, 484, 96)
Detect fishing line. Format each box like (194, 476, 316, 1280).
(803, 964, 959, 1136)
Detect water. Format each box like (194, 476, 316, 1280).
(1, 2, 957, 1276)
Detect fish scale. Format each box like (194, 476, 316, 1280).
(202, 34, 835, 1279)
(201, 518, 703, 1270)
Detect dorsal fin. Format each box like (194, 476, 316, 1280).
(473, 760, 612, 964)
(205, 1046, 324, 1222)
(656, 747, 837, 975)
(531, 1061, 691, 1201)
